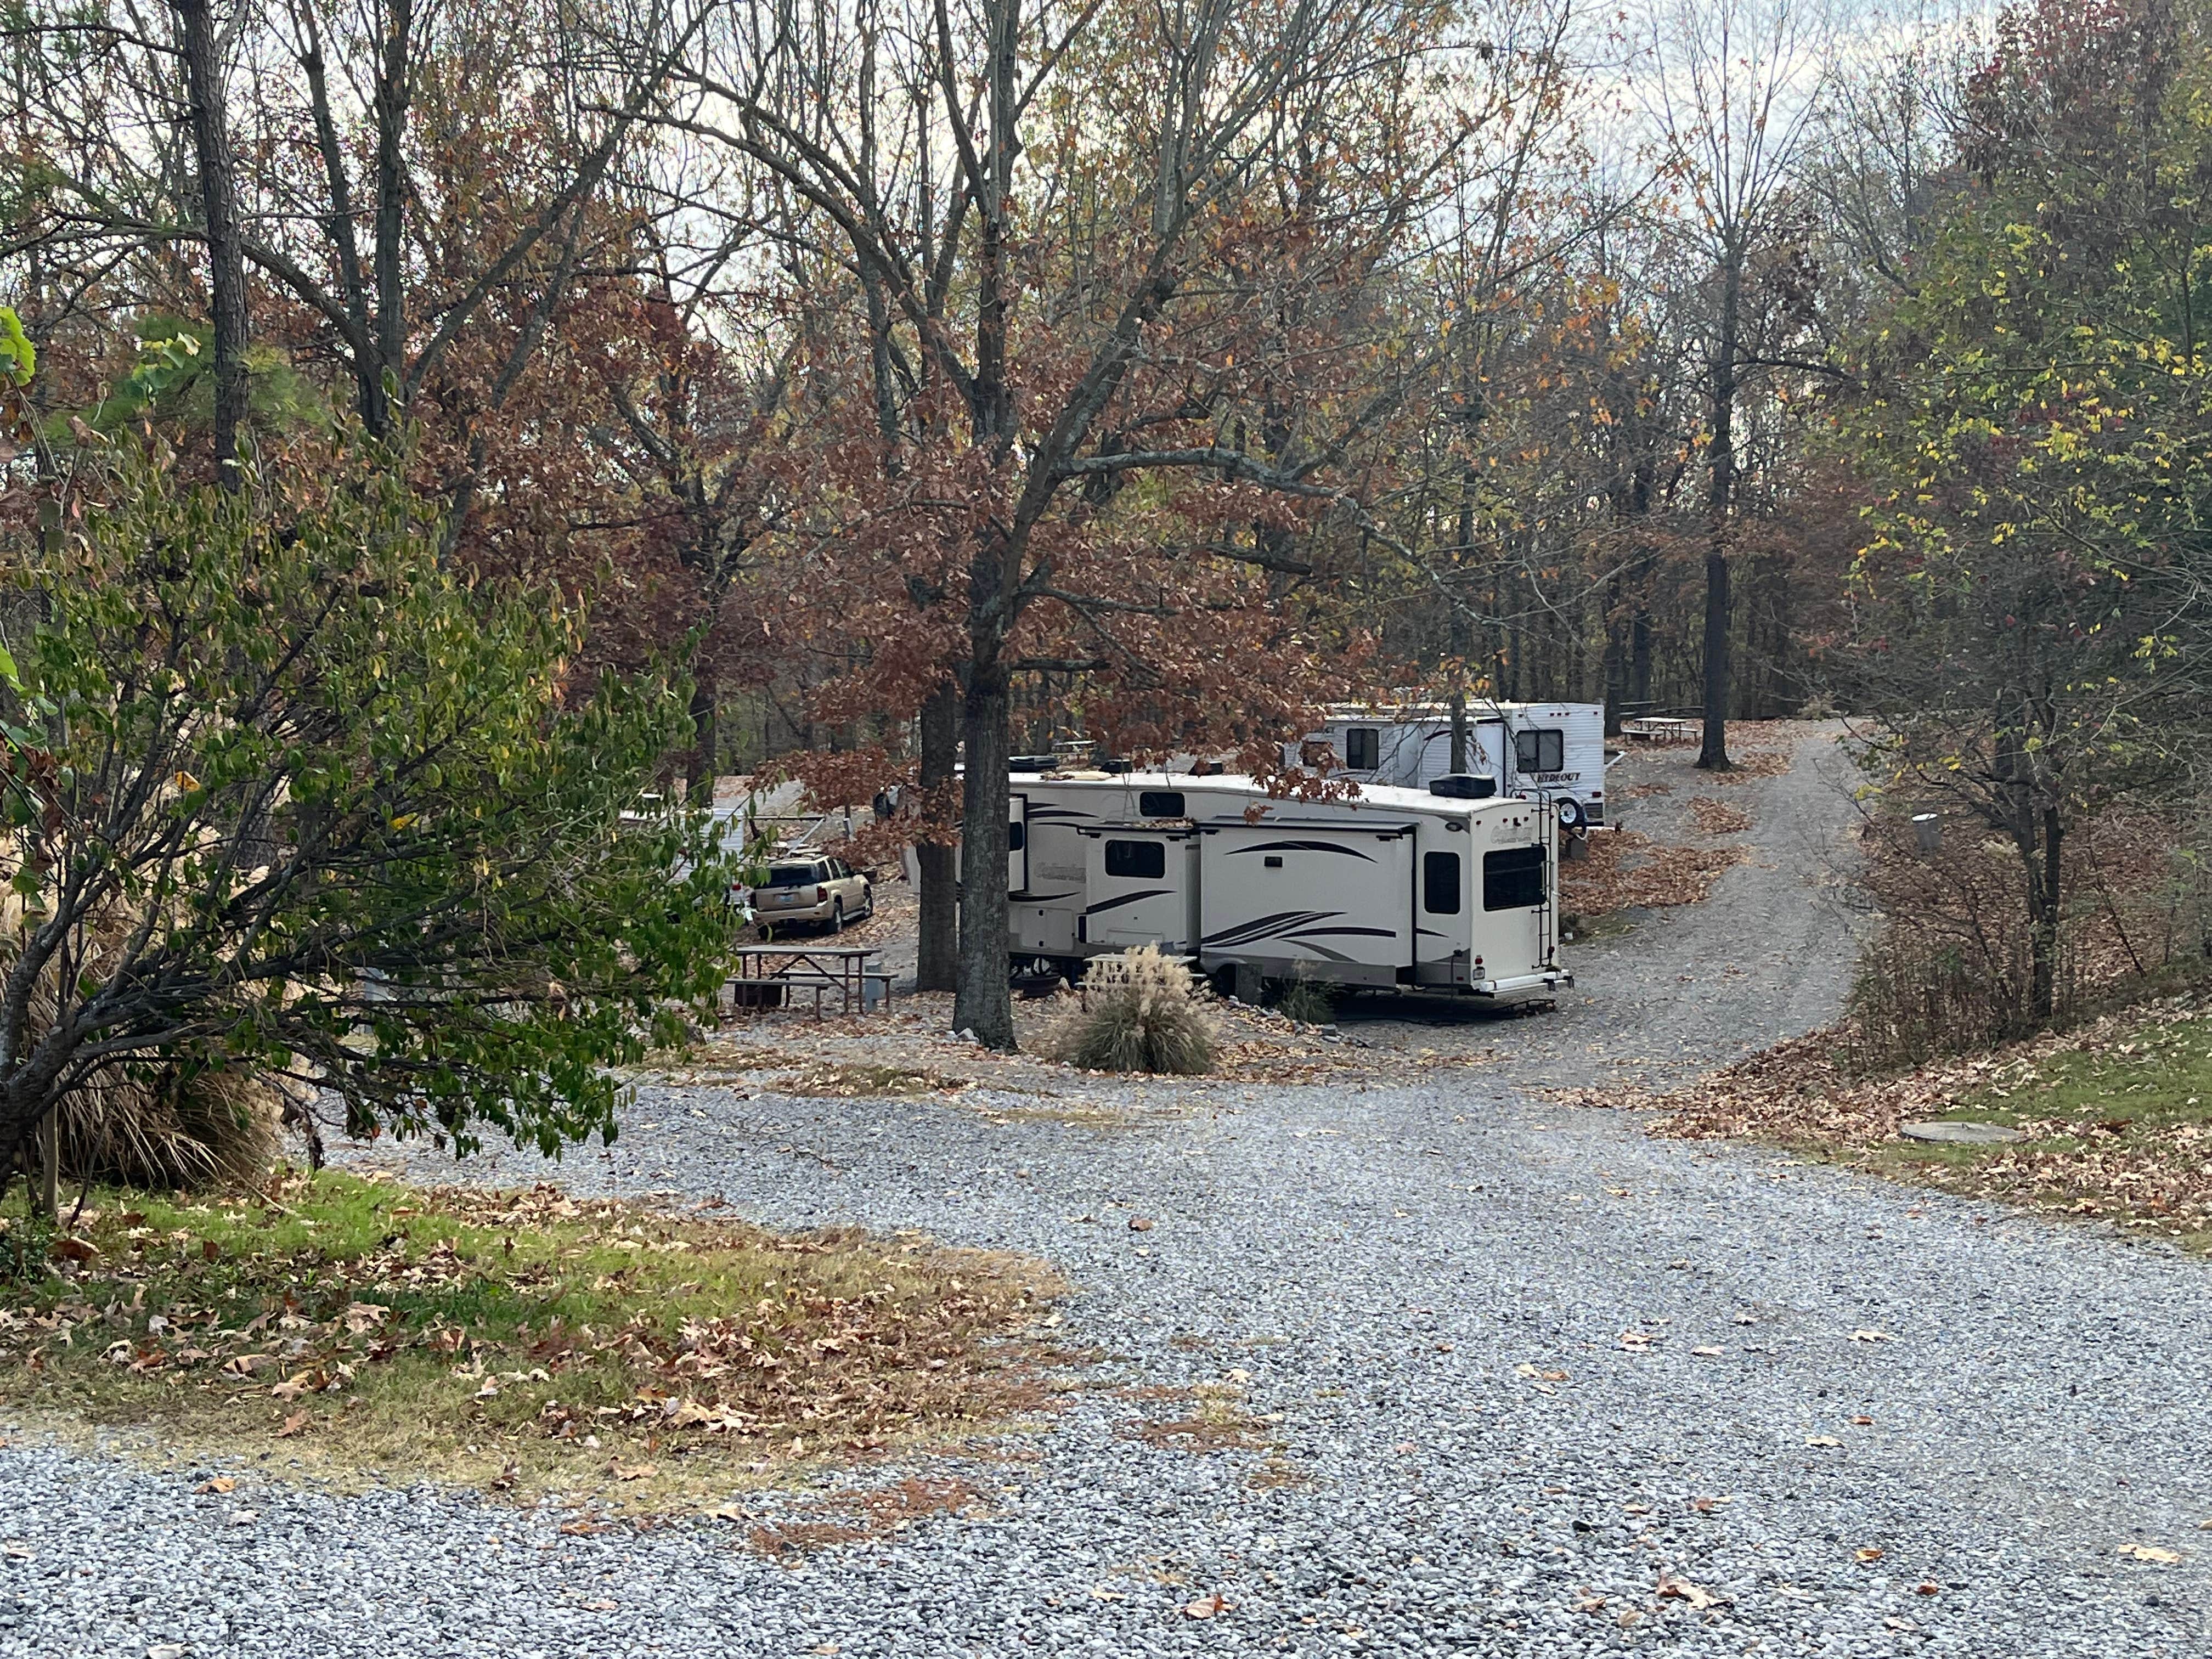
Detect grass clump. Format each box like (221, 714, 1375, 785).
(0, 1169, 1061, 1509)
(1044, 945, 1220, 1075)
(1273, 970, 1333, 1026)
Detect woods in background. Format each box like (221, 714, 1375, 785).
(9, 0, 2212, 1045)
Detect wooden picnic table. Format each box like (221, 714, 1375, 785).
(724, 943, 890, 1019)
(1620, 715, 1699, 744)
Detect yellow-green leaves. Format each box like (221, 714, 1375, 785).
(0, 307, 32, 387)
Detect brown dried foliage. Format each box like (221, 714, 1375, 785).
(0, 1172, 1063, 1498)
(1687, 797, 1752, 837)
(1561, 830, 1747, 918)
(1603, 1001, 2212, 1245)
(746, 1475, 983, 1557)
(1848, 805, 2211, 1065)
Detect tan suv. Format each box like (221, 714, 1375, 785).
(748, 853, 874, 932)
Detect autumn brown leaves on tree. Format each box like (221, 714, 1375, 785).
(19, 0, 2212, 1063)
(672, 0, 1482, 1045)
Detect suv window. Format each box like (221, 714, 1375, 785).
(1104, 839, 1167, 879)
(1344, 727, 1380, 770)
(765, 864, 816, 887)
(1138, 790, 1186, 818)
(1483, 845, 1547, 910)
(1513, 728, 1565, 772)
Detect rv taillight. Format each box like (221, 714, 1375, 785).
(1471, 955, 1484, 973)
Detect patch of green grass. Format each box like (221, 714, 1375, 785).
(1948, 1017, 2212, 1139)
(1853, 1010, 2212, 1252)
(0, 1170, 1061, 1510)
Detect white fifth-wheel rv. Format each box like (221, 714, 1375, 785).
(1289, 702, 1609, 828)
(1007, 769, 1569, 1005)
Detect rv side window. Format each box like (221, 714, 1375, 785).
(1423, 851, 1462, 915)
(1483, 845, 1547, 910)
(1138, 790, 1187, 819)
(1513, 728, 1565, 772)
(1104, 839, 1166, 879)
(1344, 727, 1380, 770)
(1007, 821, 1026, 851)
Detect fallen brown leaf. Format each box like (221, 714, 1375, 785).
(2118, 1543, 2183, 1565)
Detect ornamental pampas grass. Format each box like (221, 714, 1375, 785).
(1042, 944, 1219, 1075)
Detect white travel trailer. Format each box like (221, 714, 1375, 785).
(1008, 769, 1568, 1005)
(1289, 702, 1610, 827)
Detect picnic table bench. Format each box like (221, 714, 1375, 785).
(724, 944, 891, 1019)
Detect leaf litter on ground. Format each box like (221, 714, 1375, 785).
(1548, 992, 2212, 1250)
(0, 1170, 1064, 1510)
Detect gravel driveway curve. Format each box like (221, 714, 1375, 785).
(6, 726, 2210, 1658)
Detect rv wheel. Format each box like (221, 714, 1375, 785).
(1011, 956, 1064, 997)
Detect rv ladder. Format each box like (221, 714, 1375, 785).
(1536, 791, 1558, 970)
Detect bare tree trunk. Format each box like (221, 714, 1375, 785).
(948, 0, 1019, 1047)
(915, 682, 960, 992)
(2029, 800, 2063, 1022)
(1629, 548, 1655, 708)
(1601, 564, 1627, 737)
(35, 1109, 58, 1221)
(1699, 547, 1733, 763)
(952, 664, 1013, 1047)
(369, 0, 414, 436)
(1449, 492, 1472, 772)
(686, 669, 716, 800)
(175, 0, 248, 488)
(1699, 252, 1741, 772)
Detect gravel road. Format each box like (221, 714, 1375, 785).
(7, 725, 2210, 1658)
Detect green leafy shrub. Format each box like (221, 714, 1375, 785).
(0, 438, 741, 1183)
(1043, 945, 1219, 1074)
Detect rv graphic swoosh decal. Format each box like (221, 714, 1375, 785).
(1225, 839, 1376, 861)
(1024, 805, 1098, 822)
(1015, 890, 1081, 902)
(1283, 926, 1400, 941)
(1203, 910, 1335, 949)
(1084, 888, 1173, 917)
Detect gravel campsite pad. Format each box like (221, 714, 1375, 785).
(8, 725, 2212, 1657)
